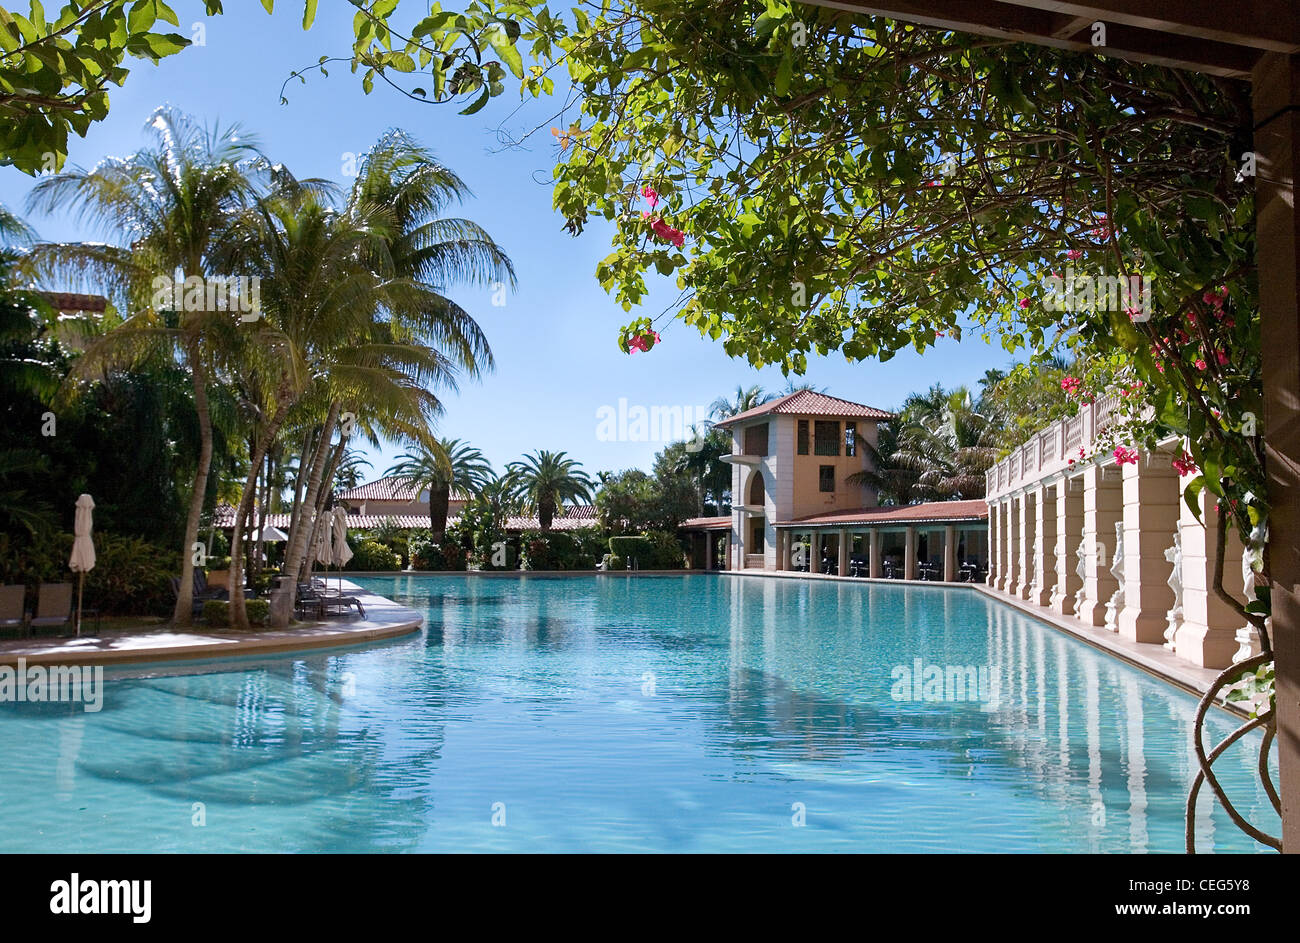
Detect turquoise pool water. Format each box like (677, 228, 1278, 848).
(0, 574, 1278, 852)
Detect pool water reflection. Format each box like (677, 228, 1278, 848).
(0, 574, 1277, 852)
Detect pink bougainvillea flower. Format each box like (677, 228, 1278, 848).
(1078, 447, 1086, 458)
(925, 180, 939, 187)
(1172, 452, 1197, 476)
(1018, 298, 1031, 309)
(1155, 361, 1165, 373)
(1194, 358, 1208, 370)
(641, 185, 660, 208)
(1066, 249, 1082, 260)
(1125, 306, 1143, 321)
(1060, 376, 1081, 394)
(1215, 349, 1229, 367)
(626, 330, 662, 355)
(1113, 446, 1139, 465)
(646, 216, 685, 248)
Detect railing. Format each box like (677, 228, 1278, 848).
(986, 399, 1156, 501)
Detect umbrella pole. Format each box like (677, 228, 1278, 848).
(75, 570, 84, 638)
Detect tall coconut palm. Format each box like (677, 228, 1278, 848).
(507, 451, 595, 531)
(222, 189, 454, 630)
(709, 384, 772, 421)
(348, 129, 511, 373)
(386, 438, 493, 541)
(25, 107, 265, 625)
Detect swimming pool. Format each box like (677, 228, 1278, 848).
(0, 574, 1277, 852)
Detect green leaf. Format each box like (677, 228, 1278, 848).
(459, 86, 490, 115)
(303, 0, 317, 30)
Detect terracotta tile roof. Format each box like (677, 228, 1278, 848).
(337, 475, 469, 502)
(715, 389, 895, 427)
(679, 515, 732, 531)
(37, 291, 108, 314)
(506, 504, 599, 531)
(213, 503, 599, 532)
(777, 499, 988, 527)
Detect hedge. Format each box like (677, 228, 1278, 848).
(203, 598, 270, 627)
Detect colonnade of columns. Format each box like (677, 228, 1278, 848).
(773, 523, 976, 582)
(987, 446, 1256, 670)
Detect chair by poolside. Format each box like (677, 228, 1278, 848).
(29, 582, 74, 636)
(0, 585, 26, 637)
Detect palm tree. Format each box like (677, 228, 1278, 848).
(386, 438, 493, 541)
(223, 189, 454, 630)
(507, 450, 595, 531)
(333, 448, 373, 492)
(25, 107, 265, 625)
(851, 384, 998, 502)
(673, 426, 732, 516)
(709, 384, 772, 421)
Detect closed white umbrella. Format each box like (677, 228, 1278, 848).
(250, 524, 289, 543)
(331, 506, 353, 594)
(68, 494, 95, 637)
(313, 511, 334, 568)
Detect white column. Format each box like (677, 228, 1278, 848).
(1030, 484, 1054, 605)
(1117, 452, 1182, 643)
(1051, 477, 1083, 616)
(1176, 490, 1246, 669)
(868, 529, 881, 578)
(904, 526, 917, 580)
(944, 524, 957, 582)
(837, 528, 849, 577)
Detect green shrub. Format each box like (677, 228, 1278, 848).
(643, 529, 687, 569)
(0, 532, 176, 615)
(609, 535, 653, 566)
(408, 530, 467, 570)
(519, 530, 603, 570)
(607, 532, 685, 569)
(345, 538, 401, 571)
(245, 599, 270, 626)
(203, 598, 270, 628)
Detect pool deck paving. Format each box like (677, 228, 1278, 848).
(0, 581, 422, 668)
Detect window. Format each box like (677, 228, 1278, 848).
(845, 421, 857, 457)
(814, 420, 840, 456)
(744, 423, 769, 456)
(797, 420, 809, 455)
(819, 465, 835, 493)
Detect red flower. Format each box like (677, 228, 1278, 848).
(1194, 358, 1208, 370)
(1066, 249, 1082, 260)
(1060, 376, 1081, 394)
(1172, 452, 1197, 476)
(1113, 446, 1139, 465)
(1215, 349, 1229, 367)
(1018, 298, 1030, 309)
(641, 185, 660, 208)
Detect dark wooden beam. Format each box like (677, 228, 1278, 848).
(1253, 50, 1300, 855)
(999, 1, 1300, 52)
(802, 0, 1287, 77)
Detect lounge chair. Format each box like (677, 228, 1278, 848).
(29, 582, 74, 636)
(171, 570, 228, 617)
(848, 555, 869, 577)
(0, 584, 25, 637)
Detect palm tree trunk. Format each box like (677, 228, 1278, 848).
(431, 486, 450, 543)
(298, 437, 348, 584)
(284, 427, 315, 568)
(172, 344, 212, 626)
(540, 497, 554, 532)
(229, 398, 293, 632)
(275, 402, 341, 626)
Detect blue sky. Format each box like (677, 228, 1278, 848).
(0, 3, 1017, 479)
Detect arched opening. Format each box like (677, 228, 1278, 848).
(746, 471, 766, 560)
